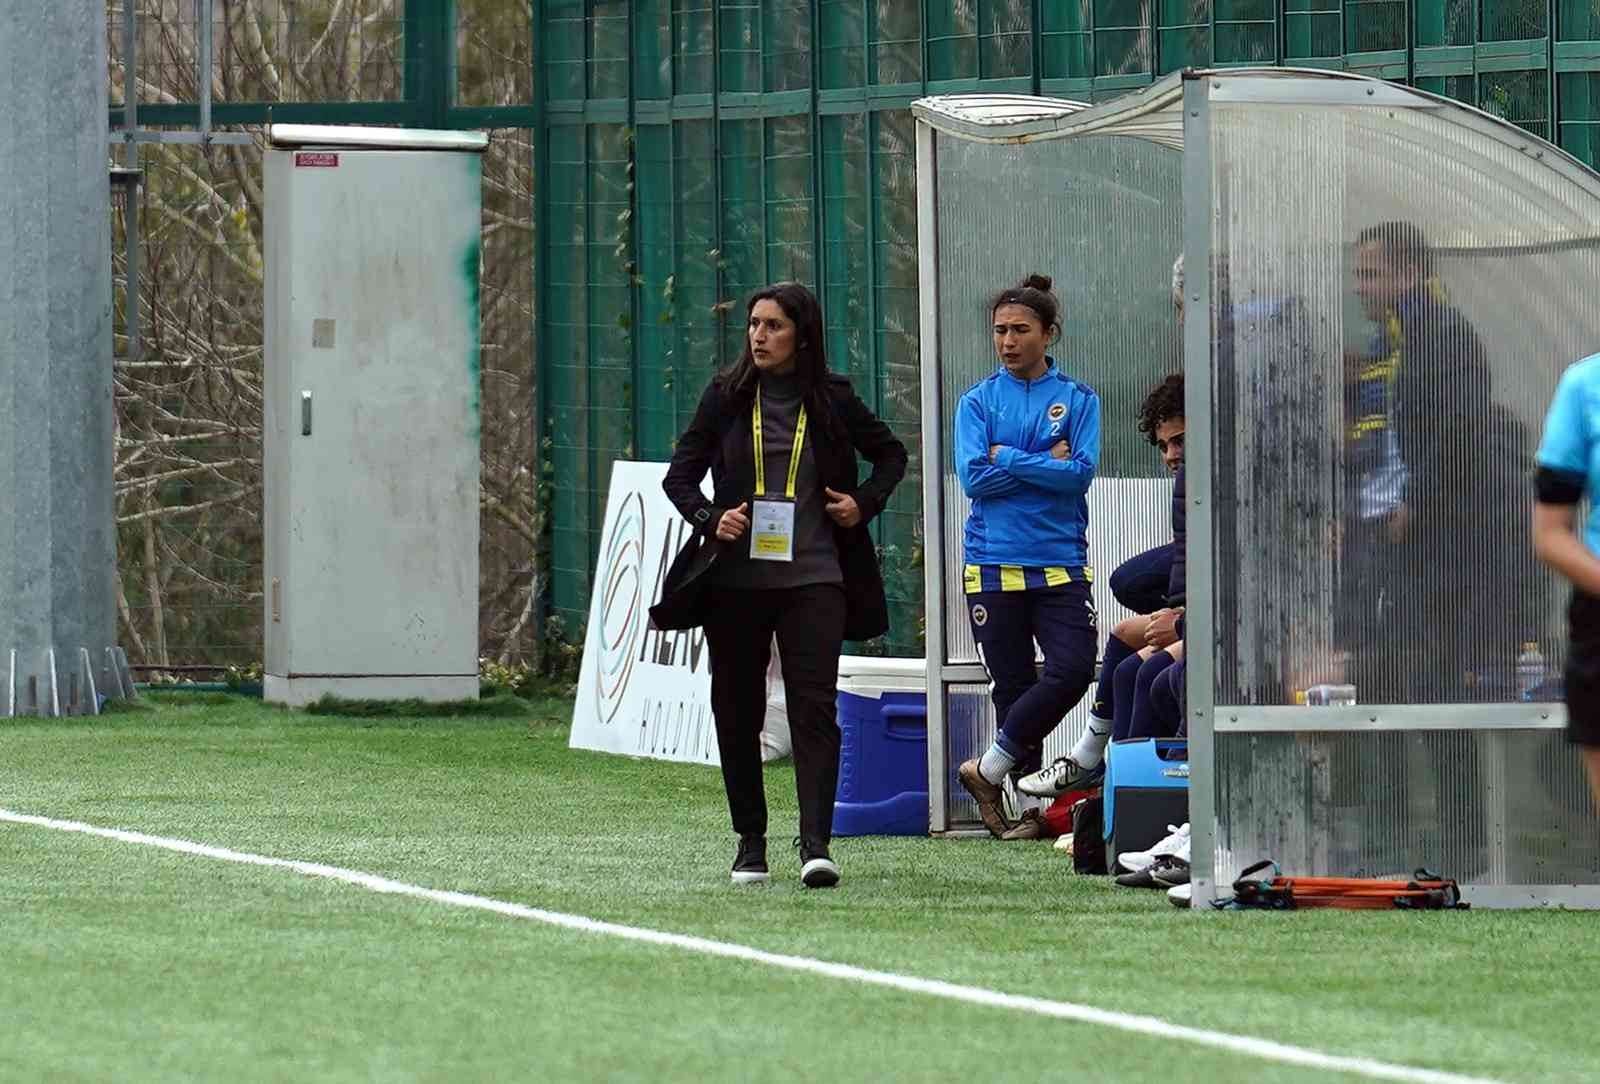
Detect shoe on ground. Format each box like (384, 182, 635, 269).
(1150, 857, 1190, 888)
(731, 835, 769, 884)
(797, 837, 840, 889)
(1118, 855, 1188, 889)
(1015, 756, 1105, 798)
(957, 758, 1011, 838)
(1167, 882, 1192, 908)
(1115, 865, 1163, 888)
(1000, 808, 1044, 841)
(1148, 832, 1193, 887)
(1115, 822, 1190, 874)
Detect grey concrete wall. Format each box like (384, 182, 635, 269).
(0, 1, 118, 713)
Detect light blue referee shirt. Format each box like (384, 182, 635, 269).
(1536, 351, 1600, 556)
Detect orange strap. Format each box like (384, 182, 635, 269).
(1273, 876, 1461, 910)
(1226, 862, 1464, 910)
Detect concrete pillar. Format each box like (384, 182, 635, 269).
(0, 2, 123, 715)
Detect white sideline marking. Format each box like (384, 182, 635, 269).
(1, 808, 1504, 1084)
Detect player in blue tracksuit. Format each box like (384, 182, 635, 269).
(953, 273, 1102, 838)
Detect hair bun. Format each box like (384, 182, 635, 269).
(1022, 273, 1053, 292)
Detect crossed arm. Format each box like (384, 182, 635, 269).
(957, 392, 1100, 499)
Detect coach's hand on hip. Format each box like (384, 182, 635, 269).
(824, 487, 861, 528)
(717, 502, 750, 541)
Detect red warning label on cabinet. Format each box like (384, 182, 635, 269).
(294, 152, 339, 168)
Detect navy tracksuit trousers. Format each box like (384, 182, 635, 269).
(967, 581, 1098, 770)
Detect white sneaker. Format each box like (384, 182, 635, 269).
(1115, 822, 1190, 873)
(1015, 756, 1105, 798)
(1167, 882, 1192, 907)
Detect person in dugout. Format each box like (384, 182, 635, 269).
(1016, 284, 1192, 802)
(953, 273, 1102, 837)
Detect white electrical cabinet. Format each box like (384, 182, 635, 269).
(263, 125, 488, 707)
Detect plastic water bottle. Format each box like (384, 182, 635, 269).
(1515, 641, 1547, 702)
(1302, 683, 1358, 707)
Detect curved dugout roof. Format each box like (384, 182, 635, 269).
(911, 69, 1600, 208)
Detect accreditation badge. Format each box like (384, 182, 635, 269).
(749, 497, 796, 562)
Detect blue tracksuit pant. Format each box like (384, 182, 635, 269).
(967, 581, 1098, 768)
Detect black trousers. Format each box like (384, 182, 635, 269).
(1566, 590, 1600, 746)
(703, 583, 847, 847)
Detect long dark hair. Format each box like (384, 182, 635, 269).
(718, 281, 837, 430)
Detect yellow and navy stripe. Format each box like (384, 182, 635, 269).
(1349, 320, 1402, 442)
(964, 564, 1094, 594)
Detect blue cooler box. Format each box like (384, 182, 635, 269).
(1103, 738, 1189, 858)
(832, 657, 928, 836)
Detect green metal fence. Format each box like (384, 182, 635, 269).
(108, 1, 1600, 664)
(110, 2, 534, 130)
(536, 0, 1600, 657)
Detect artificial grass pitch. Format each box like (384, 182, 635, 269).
(1, 697, 1597, 1082)
(303, 692, 533, 717)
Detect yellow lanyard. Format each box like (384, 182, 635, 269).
(752, 395, 808, 499)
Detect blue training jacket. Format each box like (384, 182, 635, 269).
(955, 357, 1100, 568)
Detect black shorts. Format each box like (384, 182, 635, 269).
(1566, 590, 1600, 746)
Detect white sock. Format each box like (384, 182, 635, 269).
(978, 743, 1016, 785)
(1071, 715, 1113, 769)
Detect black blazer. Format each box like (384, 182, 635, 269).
(654, 371, 908, 640)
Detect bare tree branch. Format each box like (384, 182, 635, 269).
(118, 486, 262, 525)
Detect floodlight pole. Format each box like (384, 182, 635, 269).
(0, 0, 126, 715)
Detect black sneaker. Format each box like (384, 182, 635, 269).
(1115, 866, 1163, 889)
(1150, 857, 1191, 888)
(731, 835, 769, 884)
(796, 836, 840, 889)
(1116, 855, 1186, 889)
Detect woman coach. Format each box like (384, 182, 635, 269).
(654, 282, 907, 889)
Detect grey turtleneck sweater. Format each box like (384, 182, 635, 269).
(715, 370, 844, 591)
